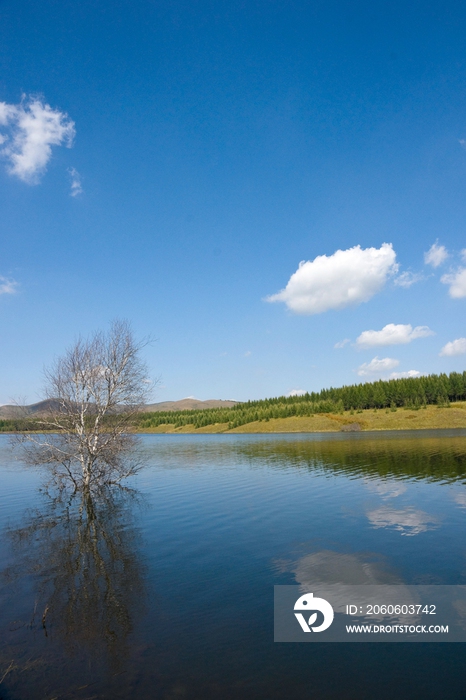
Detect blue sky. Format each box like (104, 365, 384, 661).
(1, 0, 466, 404)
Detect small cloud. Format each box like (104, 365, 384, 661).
(461, 249, 466, 263)
(244, 350, 252, 357)
(460, 139, 466, 150)
(439, 338, 466, 356)
(0, 95, 75, 184)
(356, 323, 434, 348)
(424, 241, 448, 268)
(68, 167, 83, 196)
(357, 356, 399, 377)
(394, 271, 424, 288)
(365, 480, 407, 499)
(441, 268, 466, 298)
(334, 338, 350, 349)
(390, 370, 421, 379)
(452, 490, 466, 509)
(0, 101, 17, 125)
(219, 351, 228, 357)
(367, 506, 438, 536)
(0, 276, 18, 295)
(287, 389, 306, 397)
(265, 243, 398, 315)
(290, 550, 403, 588)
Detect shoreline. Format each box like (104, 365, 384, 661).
(2, 403, 465, 436)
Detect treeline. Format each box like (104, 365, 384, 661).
(1, 371, 465, 433)
(0, 418, 40, 432)
(137, 371, 466, 431)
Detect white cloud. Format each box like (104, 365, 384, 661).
(389, 370, 421, 379)
(0, 276, 17, 295)
(441, 268, 466, 298)
(0, 102, 16, 125)
(291, 550, 404, 589)
(244, 350, 252, 357)
(424, 241, 449, 268)
(461, 249, 466, 263)
(0, 96, 75, 183)
(68, 167, 83, 196)
(287, 389, 306, 397)
(334, 338, 350, 349)
(439, 338, 466, 356)
(266, 243, 398, 315)
(394, 271, 424, 288)
(357, 356, 399, 377)
(365, 480, 407, 499)
(367, 506, 438, 536)
(452, 490, 466, 509)
(356, 323, 434, 348)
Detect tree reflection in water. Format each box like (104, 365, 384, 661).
(2, 485, 146, 697)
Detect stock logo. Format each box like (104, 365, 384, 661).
(294, 592, 334, 633)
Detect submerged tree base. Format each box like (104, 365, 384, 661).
(13, 320, 152, 493)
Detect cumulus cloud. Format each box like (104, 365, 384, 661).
(356, 323, 434, 348)
(68, 167, 83, 196)
(0, 276, 17, 295)
(286, 551, 413, 618)
(0, 102, 16, 128)
(452, 490, 466, 509)
(439, 338, 466, 356)
(424, 241, 449, 268)
(291, 550, 403, 590)
(0, 96, 75, 183)
(357, 356, 399, 377)
(389, 370, 421, 379)
(287, 389, 306, 397)
(367, 506, 438, 536)
(266, 243, 398, 315)
(334, 338, 350, 349)
(364, 480, 407, 499)
(441, 268, 466, 298)
(394, 271, 424, 288)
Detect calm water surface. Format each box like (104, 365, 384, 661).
(1, 431, 466, 699)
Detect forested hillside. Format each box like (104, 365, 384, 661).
(137, 371, 466, 431)
(1, 371, 465, 433)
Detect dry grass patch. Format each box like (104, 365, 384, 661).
(139, 402, 466, 434)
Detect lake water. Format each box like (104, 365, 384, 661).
(1, 431, 466, 699)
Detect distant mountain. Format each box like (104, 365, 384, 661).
(0, 398, 239, 419)
(0, 399, 63, 419)
(142, 399, 239, 412)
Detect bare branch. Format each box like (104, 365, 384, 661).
(15, 320, 153, 493)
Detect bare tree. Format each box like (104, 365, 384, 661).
(16, 320, 152, 492)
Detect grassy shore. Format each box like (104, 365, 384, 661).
(138, 402, 466, 434)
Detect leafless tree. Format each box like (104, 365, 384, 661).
(16, 320, 153, 492)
